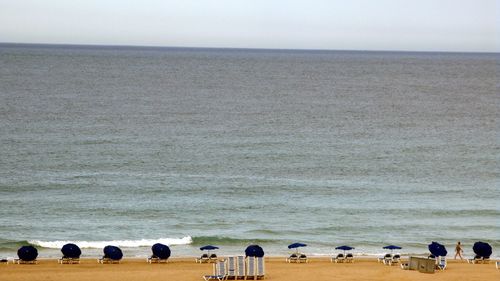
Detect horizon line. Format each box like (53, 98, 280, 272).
(1, 42, 498, 55)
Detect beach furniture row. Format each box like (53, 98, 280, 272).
(203, 256, 265, 281)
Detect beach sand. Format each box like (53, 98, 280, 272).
(0, 257, 497, 281)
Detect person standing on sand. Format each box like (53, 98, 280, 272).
(454, 242, 464, 260)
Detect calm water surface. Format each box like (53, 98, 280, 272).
(0, 44, 498, 258)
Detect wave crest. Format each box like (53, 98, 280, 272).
(28, 236, 192, 249)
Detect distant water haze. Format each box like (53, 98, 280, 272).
(0, 44, 498, 258)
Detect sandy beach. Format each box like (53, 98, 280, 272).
(0, 257, 498, 281)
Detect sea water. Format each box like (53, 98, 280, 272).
(0, 44, 498, 259)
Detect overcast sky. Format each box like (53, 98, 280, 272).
(0, 0, 498, 52)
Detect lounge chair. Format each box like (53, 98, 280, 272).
(209, 253, 219, 263)
(482, 256, 490, 264)
(58, 256, 80, 264)
(298, 254, 308, 263)
(246, 256, 256, 280)
(496, 261, 499, 269)
(378, 253, 392, 263)
(286, 253, 298, 263)
(197, 253, 210, 263)
(332, 253, 344, 263)
(225, 257, 236, 280)
(390, 254, 401, 266)
(345, 253, 354, 263)
(467, 255, 482, 264)
(203, 261, 228, 281)
(437, 256, 446, 270)
(147, 255, 169, 264)
(256, 257, 265, 279)
(236, 256, 246, 279)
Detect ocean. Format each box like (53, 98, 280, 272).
(0, 44, 498, 259)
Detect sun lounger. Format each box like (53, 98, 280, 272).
(13, 258, 38, 264)
(332, 253, 344, 263)
(197, 253, 210, 263)
(467, 255, 483, 264)
(286, 253, 298, 263)
(378, 253, 392, 263)
(1, 258, 9, 264)
(345, 253, 354, 263)
(437, 256, 446, 270)
(246, 256, 256, 280)
(225, 257, 236, 280)
(496, 261, 499, 269)
(236, 256, 246, 279)
(97, 257, 121, 264)
(147, 255, 169, 263)
(256, 257, 265, 279)
(298, 254, 308, 263)
(209, 253, 219, 263)
(390, 254, 401, 266)
(58, 257, 80, 264)
(203, 261, 228, 281)
(482, 256, 490, 264)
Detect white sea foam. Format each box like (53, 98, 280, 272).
(29, 236, 192, 249)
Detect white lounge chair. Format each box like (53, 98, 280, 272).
(286, 253, 298, 263)
(437, 256, 446, 270)
(58, 257, 80, 264)
(13, 258, 38, 264)
(97, 257, 121, 264)
(236, 256, 246, 279)
(256, 257, 265, 279)
(225, 257, 236, 279)
(378, 253, 392, 263)
(390, 254, 401, 266)
(298, 254, 308, 263)
(467, 255, 482, 264)
(203, 260, 228, 281)
(495, 261, 499, 269)
(332, 253, 344, 263)
(197, 253, 210, 263)
(246, 256, 256, 280)
(345, 253, 354, 263)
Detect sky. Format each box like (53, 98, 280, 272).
(0, 0, 498, 52)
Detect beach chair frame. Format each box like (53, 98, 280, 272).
(256, 257, 265, 279)
(236, 256, 246, 279)
(58, 257, 80, 264)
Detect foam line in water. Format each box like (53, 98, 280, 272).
(28, 236, 192, 249)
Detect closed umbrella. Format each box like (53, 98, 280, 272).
(473, 242, 492, 258)
(61, 243, 81, 258)
(428, 242, 447, 257)
(17, 246, 38, 261)
(103, 245, 123, 260)
(245, 245, 264, 257)
(152, 243, 171, 259)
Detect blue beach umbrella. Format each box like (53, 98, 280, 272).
(288, 243, 307, 253)
(200, 245, 219, 256)
(335, 245, 354, 255)
(473, 242, 492, 258)
(383, 245, 402, 253)
(17, 246, 38, 261)
(428, 242, 447, 257)
(152, 243, 171, 259)
(103, 245, 123, 260)
(245, 245, 265, 257)
(61, 243, 81, 258)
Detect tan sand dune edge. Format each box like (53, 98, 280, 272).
(0, 257, 498, 281)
